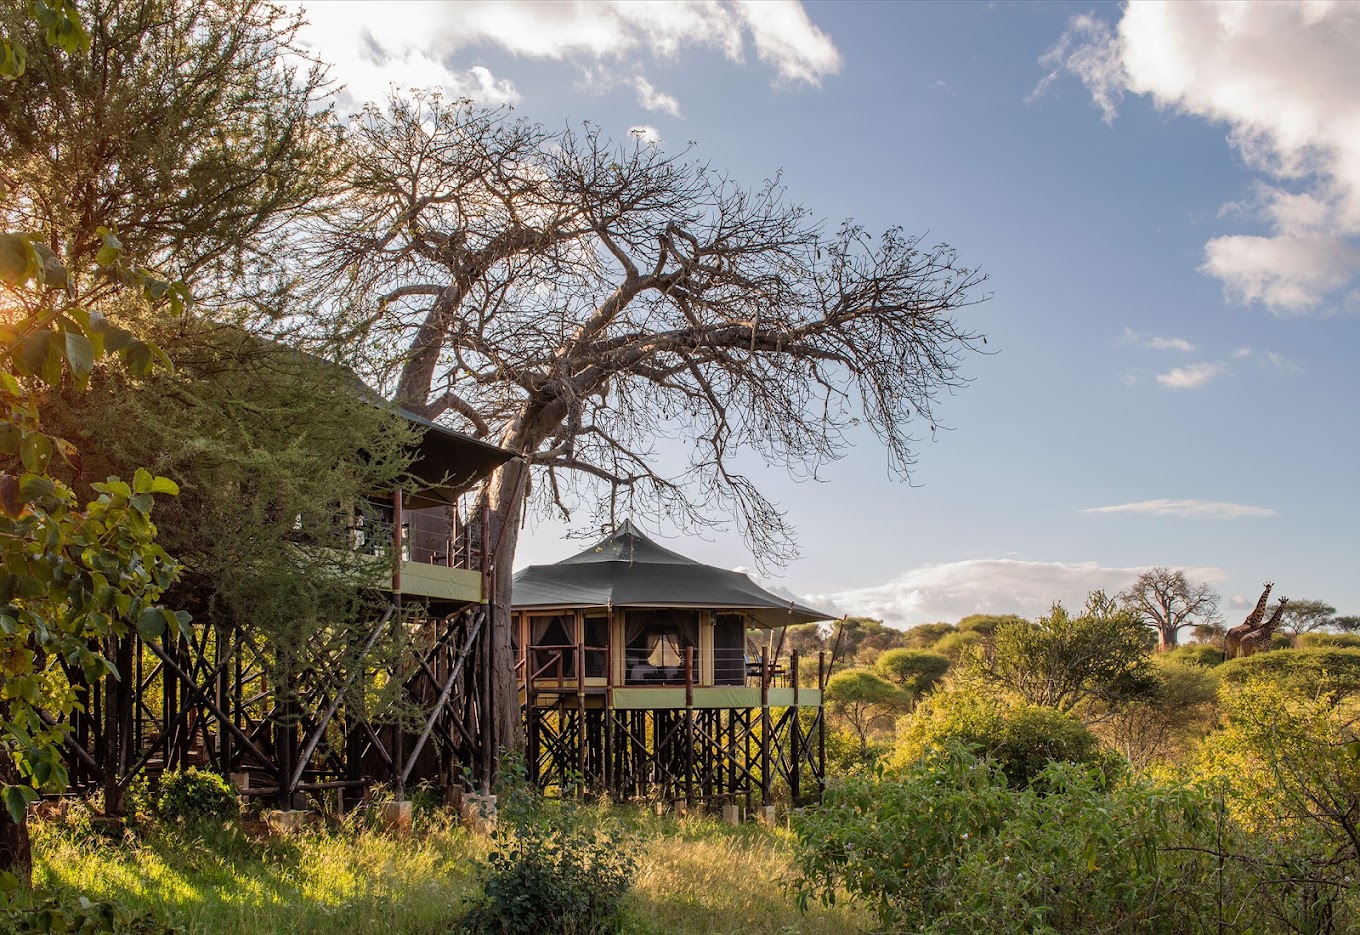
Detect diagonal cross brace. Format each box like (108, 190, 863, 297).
(399, 608, 485, 788)
(288, 603, 397, 793)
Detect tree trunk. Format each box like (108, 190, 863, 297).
(483, 456, 531, 756)
(1158, 625, 1178, 652)
(0, 759, 32, 886)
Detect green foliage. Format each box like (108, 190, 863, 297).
(966, 591, 1158, 715)
(956, 613, 1027, 638)
(894, 691, 1119, 788)
(1162, 643, 1226, 667)
(53, 322, 418, 708)
(463, 788, 636, 935)
(828, 617, 910, 666)
(793, 747, 1232, 934)
(1217, 648, 1360, 700)
(929, 628, 981, 660)
(1, 225, 184, 836)
(1, 0, 339, 321)
(874, 648, 949, 700)
(1099, 658, 1220, 770)
(1195, 674, 1360, 836)
(1, 873, 177, 933)
(1297, 632, 1360, 650)
(900, 621, 956, 649)
(153, 769, 237, 825)
(824, 669, 910, 755)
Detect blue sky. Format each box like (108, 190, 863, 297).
(292, 1, 1360, 626)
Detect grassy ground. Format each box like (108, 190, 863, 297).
(29, 803, 868, 935)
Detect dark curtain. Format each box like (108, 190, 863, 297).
(714, 613, 747, 685)
(530, 614, 575, 678)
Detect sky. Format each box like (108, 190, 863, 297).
(288, 0, 1360, 628)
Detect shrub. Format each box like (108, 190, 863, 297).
(930, 629, 980, 660)
(462, 790, 635, 935)
(1, 874, 178, 933)
(1297, 632, 1360, 650)
(793, 747, 1232, 934)
(154, 768, 238, 824)
(1163, 643, 1226, 667)
(893, 690, 1120, 788)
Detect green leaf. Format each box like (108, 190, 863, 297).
(19, 432, 52, 474)
(95, 227, 123, 267)
(0, 422, 19, 455)
(0, 38, 28, 80)
(1, 784, 37, 823)
(149, 476, 180, 495)
(123, 340, 153, 376)
(0, 233, 38, 285)
(132, 467, 153, 493)
(17, 329, 51, 378)
(19, 474, 55, 502)
(136, 605, 167, 641)
(64, 328, 94, 382)
(32, 242, 68, 291)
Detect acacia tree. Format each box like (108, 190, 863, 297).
(0, 0, 339, 320)
(1271, 598, 1338, 638)
(1119, 567, 1221, 652)
(313, 94, 987, 747)
(965, 592, 1158, 720)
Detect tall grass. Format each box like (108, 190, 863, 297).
(30, 803, 867, 935)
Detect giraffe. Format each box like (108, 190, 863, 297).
(1239, 597, 1289, 658)
(1224, 582, 1273, 660)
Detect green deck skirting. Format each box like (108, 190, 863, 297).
(398, 561, 483, 603)
(610, 686, 822, 709)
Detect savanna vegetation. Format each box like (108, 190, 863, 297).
(4, 1, 1359, 933)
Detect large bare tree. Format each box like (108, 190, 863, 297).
(310, 94, 989, 747)
(1119, 567, 1221, 651)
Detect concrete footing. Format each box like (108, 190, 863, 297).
(722, 804, 743, 826)
(267, 809, 308, 833)
(755, 805, 777, 827)
(380, 799, 413, 834)
(461, 793, 497, 834)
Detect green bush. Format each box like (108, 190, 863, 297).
(1, 874, 178, 933)
(154, 768, 238, 824)
(893, 690, 1120, 788)
(793, 747, 1252, 934)
(461, 787, 636, 935)
(1162, 643, 1226, 667)
(1296, 632, 1360, 650)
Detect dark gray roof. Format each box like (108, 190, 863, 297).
(397, 408, 514, 504)
(512, 521, 833, 628)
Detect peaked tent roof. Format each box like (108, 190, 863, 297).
(512, 521, 834, 628)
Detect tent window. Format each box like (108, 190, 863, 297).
(713, 613, 747, 685)
(530, 613, 575, 679)
(624, 609, 698, 685)
(583, 615, 608, 679)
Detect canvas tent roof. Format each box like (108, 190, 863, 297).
(397, 408, 514, 505)
(511, 521, 834, 628)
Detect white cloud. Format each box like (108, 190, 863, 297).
(734, 0, 841, 86)
(629, 125, 663, 146)
(1155, 361, 1227, 389)
(1082, 498, 1276, 519)
(805, 558, 1225, 628)
(1119, 326, 1195, 352)
(1037, 2, 1360, 315)
(633, 77, 681, 116)
(290, 1, 838, 114)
